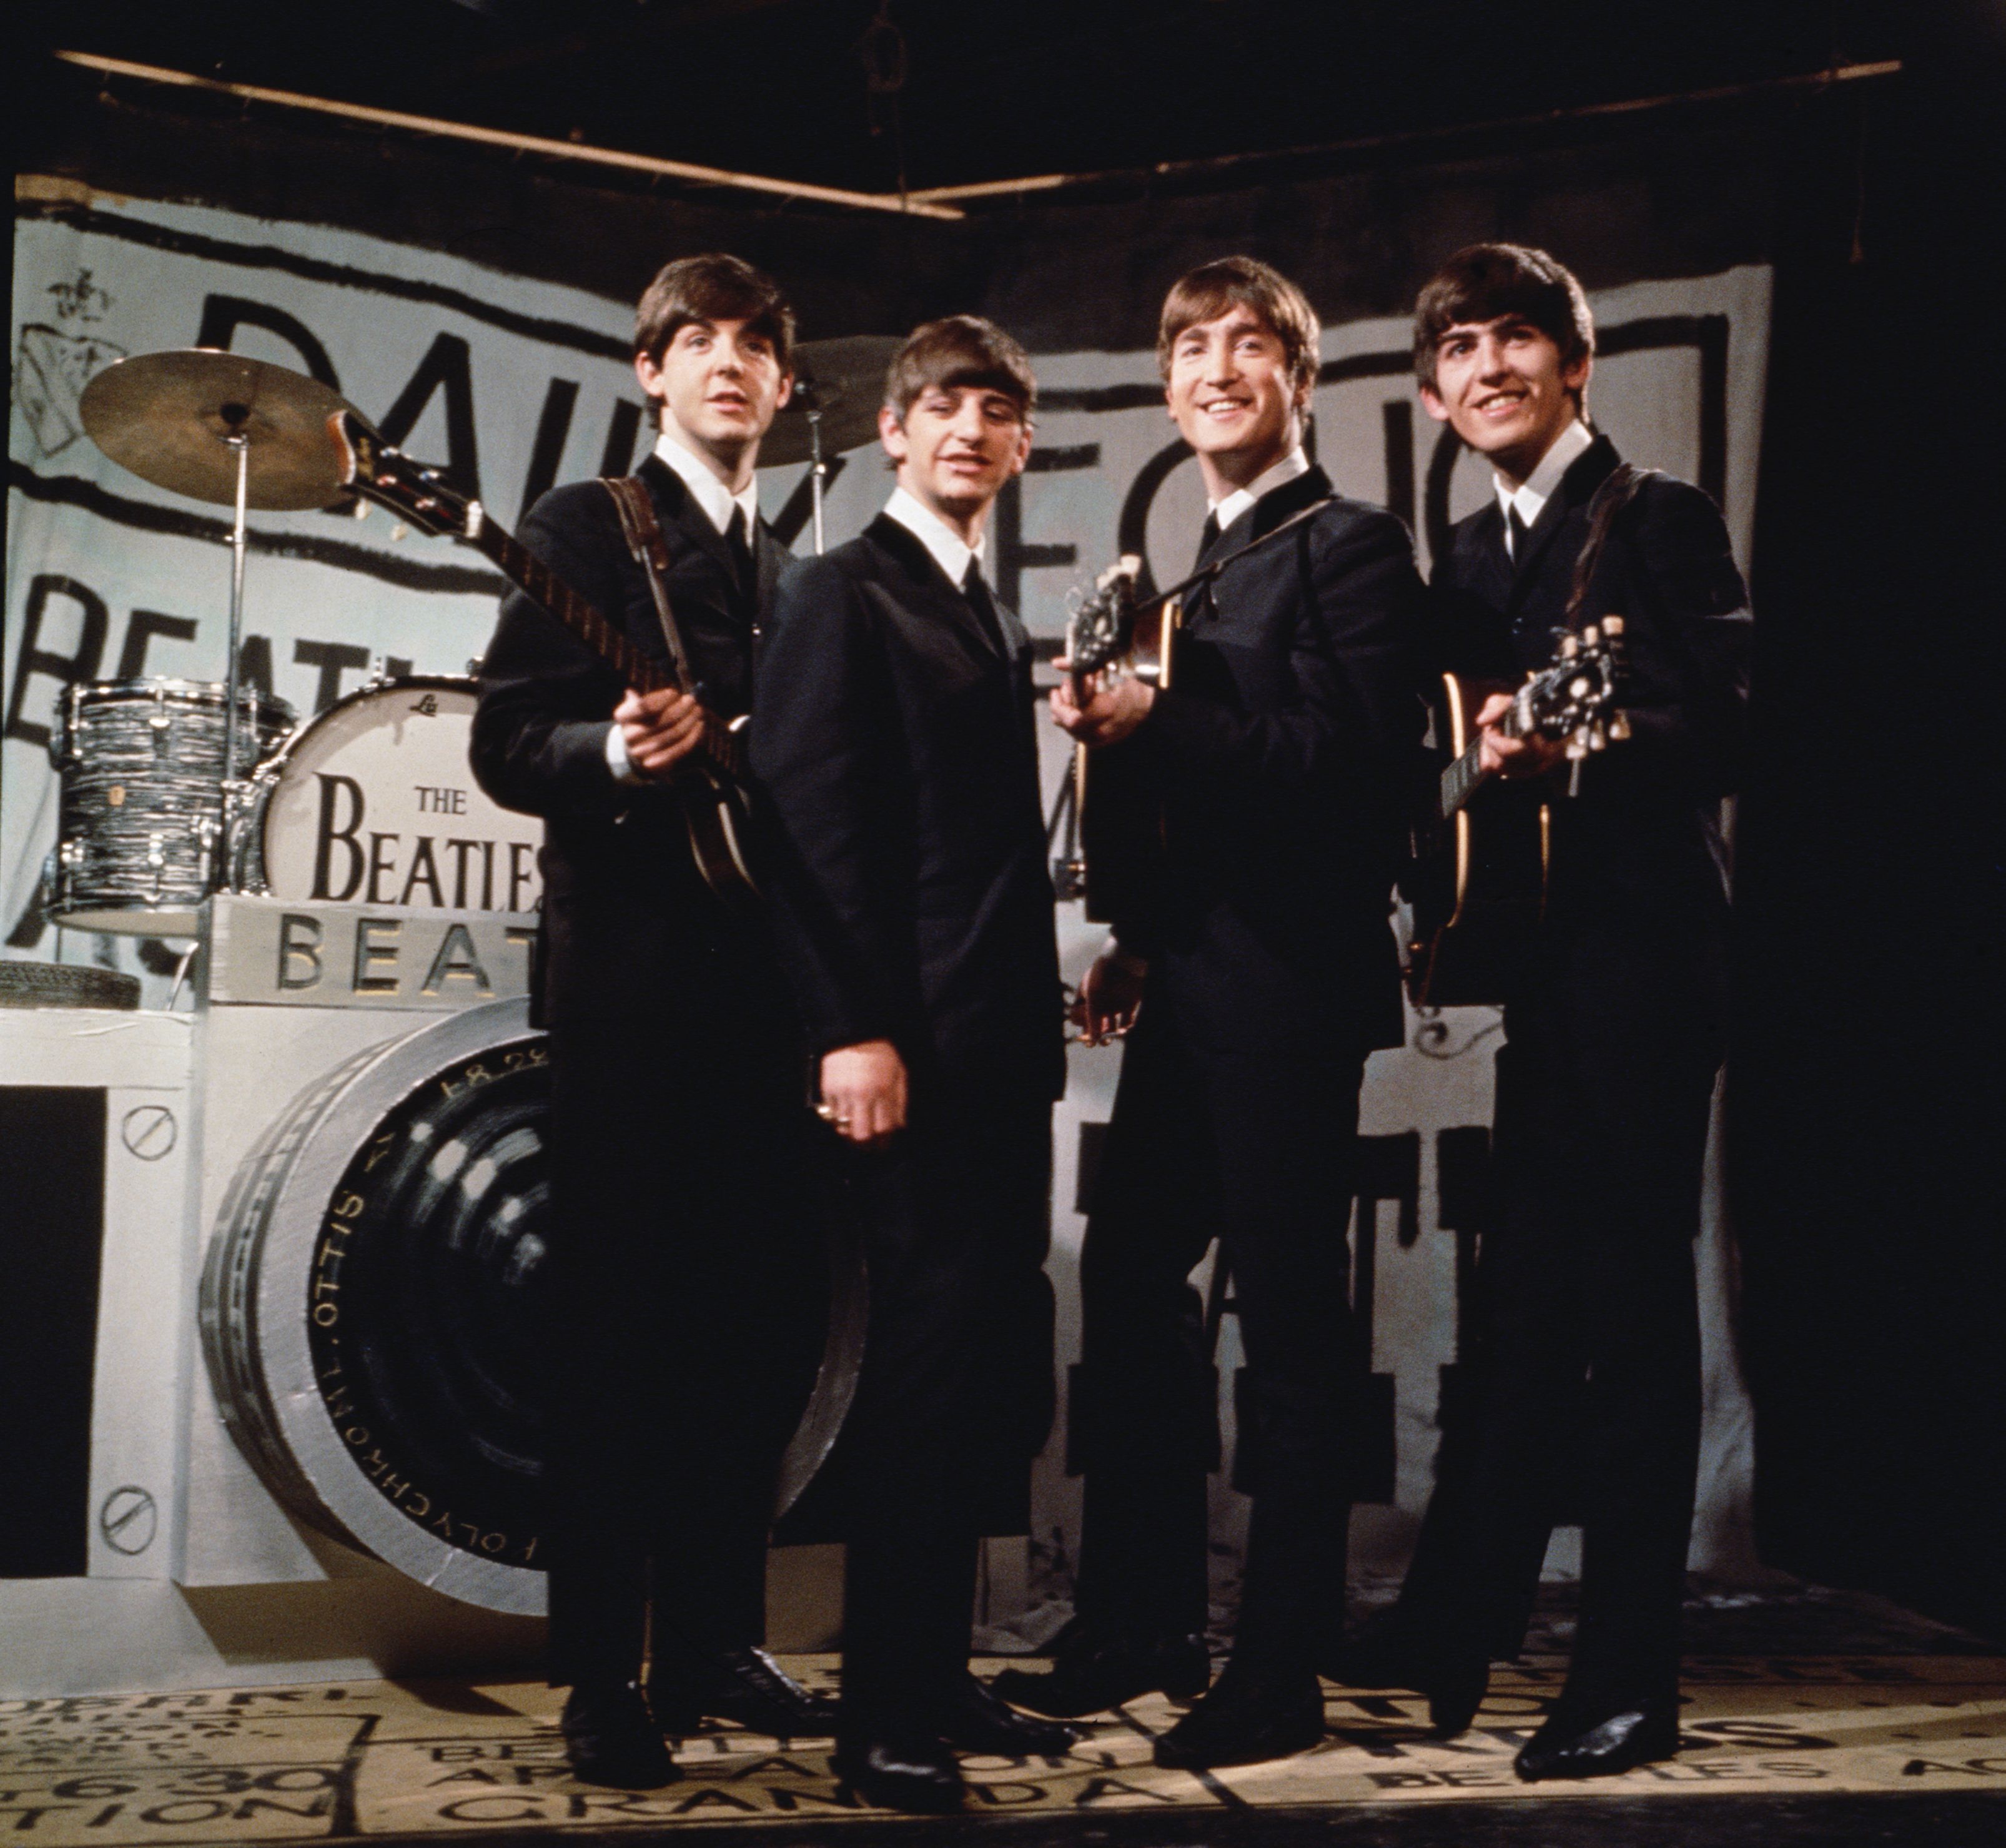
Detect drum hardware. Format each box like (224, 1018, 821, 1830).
(761, 336, 902, 553)
(62, 352, 352, 932)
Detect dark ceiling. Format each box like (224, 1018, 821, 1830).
(15, 0, 1899, 200)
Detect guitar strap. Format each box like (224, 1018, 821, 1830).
(1563, 462, 1660, 630)
(601, 475, 697, 693)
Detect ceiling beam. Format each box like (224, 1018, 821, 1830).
(53, 49, 962, 221)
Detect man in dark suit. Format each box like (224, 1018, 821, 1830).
(750, 317, 1077, 1813)
(471, 254, 833, 1787)
(1330, 243, 1752, 1781)
(1012, 257, 1425, 1769)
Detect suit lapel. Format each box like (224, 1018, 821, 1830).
(1192, 464, 1333, 625)
(640, 453, 740, 583)
(1507, 433, 1621, 608)
(752, 519, 787, 618)
(865, 513, 1007, 661)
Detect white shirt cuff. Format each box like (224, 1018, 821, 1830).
(605, 721, 643, 784)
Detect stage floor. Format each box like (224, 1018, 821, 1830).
(2, 1586, 2000, 1847)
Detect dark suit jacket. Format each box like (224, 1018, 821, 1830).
(470, 455, 791, 1033)
(1428, 433, 1752, 1040)
(749, 513, 1064, 1104)
(1101, 465, 1426, 1058)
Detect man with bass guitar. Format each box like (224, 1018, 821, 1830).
(471, 254, 832, 1786)
(1328, 242, 1753, 1781)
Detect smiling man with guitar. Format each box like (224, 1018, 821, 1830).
(469, 253, 832, 1786)
(1023, 257, 1426, 1771)
(1327, 244, 1754, 1782)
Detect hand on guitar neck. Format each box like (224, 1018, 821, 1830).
(1473, 690, 1570, 781)
(1050, 658, 1155, 748)
(613, 684, 711, 779)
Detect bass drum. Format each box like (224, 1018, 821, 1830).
(200, 999, 863, 1614)
(235, 676, 545, 913)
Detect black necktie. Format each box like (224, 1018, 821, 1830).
(1507, 505, 1530, 563)
(726, 503, 756, 602)
(1196, 510, 1222, 571)
(961, 561, 1008, 656)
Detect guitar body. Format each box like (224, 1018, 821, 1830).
(681, 754, 761, 909)
(1401, 671, 1550, 1009)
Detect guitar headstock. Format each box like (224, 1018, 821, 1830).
(1065, 555, 1144, 678)
(1519, 616, 1630, 758)
(327, 408, 478, 539)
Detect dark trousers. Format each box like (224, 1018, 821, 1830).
(1072, 984, 1366, 1673)
(837, 1089, 1054, 1732)
(541, 964, 821, 1692)
(1396, 964, 1720, 1709)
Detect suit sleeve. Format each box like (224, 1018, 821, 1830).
(748, 560, 909, 1057)
(468, 488, 634, 819)
(1138, 505, 1425, 797)
(1619, 481, 1753, 798)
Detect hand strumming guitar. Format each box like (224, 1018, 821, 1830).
(614, 684, 709, 778)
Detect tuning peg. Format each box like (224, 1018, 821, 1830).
(1601, 615, 1624, 637)
(1558, 633, 1579, 659)
(1609, 710, 1631, 741)
(1588, 721, 1608, 751)
(1581, 623, 1601, 648)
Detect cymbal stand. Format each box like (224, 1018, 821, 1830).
(805, 390, 828, 555)
(219, 413, 251, 890)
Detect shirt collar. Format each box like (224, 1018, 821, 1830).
(884, 485, 986, 588)
(1209, 445, 1312, 533)
(653, 428, 759, 537)
(1495, 417, 1593, 548)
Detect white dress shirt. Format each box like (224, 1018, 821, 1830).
(606, 431, 762, 781)
(1208, 443, 1312, 533)
(883, 484, 987, 588)
(1496, 417, 1594, 557)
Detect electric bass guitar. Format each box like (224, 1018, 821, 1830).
(327, 407, 759, 904)
(1401, 619, 1628, 1009)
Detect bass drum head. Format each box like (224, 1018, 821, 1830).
(200, 1001, 861, 1613)
(253, 678, 544, 914)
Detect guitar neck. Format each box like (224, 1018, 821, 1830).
(473, 517, 746, 783)
(1438, 693, 1539, 821)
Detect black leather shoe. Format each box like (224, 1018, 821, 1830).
(1323, 1612, 1490, 1738)
(931, 1673, 1084, 1756)
(1514, 1700, 1680, 1781)
(989, 1631, 1212, 1717)
(650, 1648, 837, 1737)
(833, 1731, 966, 1814)
(560, 1681, 681, 1789)
(1152, 1663, 1324, 1770)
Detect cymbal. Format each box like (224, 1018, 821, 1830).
(80, 349, 351, 511)
(759, 335, 902, 468)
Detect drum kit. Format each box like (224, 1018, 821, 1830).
(46, 337, 901, 942)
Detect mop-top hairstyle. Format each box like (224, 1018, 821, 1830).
(882, 315, 1037, 423)
(633, 252, 796, 375)
(1412, 242, 1594, 401)
(1157, 256, 1321, 396)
